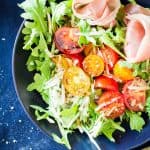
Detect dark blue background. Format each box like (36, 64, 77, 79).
(0, 0, 66, 149)
(0, 0, 149, 150)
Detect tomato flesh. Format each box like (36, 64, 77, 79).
(54, 27, 84, 54)
(122, 78, 147, 111)
(83, 54, 104, 77)
(101, 46, 119, 70)
(94, 75, 119, 91)
(65, 53, 84, 68)
(97, 91, 125, 119)
(113, 60, 134, 81)
(63, 66, 91, 96)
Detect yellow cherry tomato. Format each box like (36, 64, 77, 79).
(63, 66, 91, 96)
(113, 60, 134, 81)
(52, 55, 72, 70)
(83, 54, 104, 77)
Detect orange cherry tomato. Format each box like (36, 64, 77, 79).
(63, 66, 91, 96)
(113, 60, 134, 81)
(83, 54, 104, 77)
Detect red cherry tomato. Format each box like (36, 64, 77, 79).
(122, 78, 147, 112)
(94, 75, 119, 91)
(101, 46, 119, 70)
(65, 53, 84, 68)
(54, 27, 84, 54)
(96, 91, 125, 119)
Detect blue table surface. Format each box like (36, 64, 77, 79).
(0, 0, 67, 150)
(0, 1, 149, 150)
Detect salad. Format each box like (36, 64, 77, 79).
(19, 0, 150, 149)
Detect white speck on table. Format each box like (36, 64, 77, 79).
(18, 120, 22, 123)
(13, 139, 17, 143)
(1, 38, 6, 41)
(10, 106, 14, 110)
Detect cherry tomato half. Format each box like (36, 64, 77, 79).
(83, 54, 104, 77)
(94, 75, 119, 91)
(96, 91, 125, 119)
(54, 27, 84, 54)
(84, 43, 98, 56)
(63, 66, 91, 96)
(64, 53, 84, 68)
(52, 55, 72, 70)
(122, 78, 147, 112)
(101, 46, 119, 70)
(113, 60, 134, 81)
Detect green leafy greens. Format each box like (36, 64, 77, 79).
(124, 111, 145, 132)
(77, 19, 126, 59)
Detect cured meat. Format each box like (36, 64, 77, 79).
(124, 14, 150, 63)
(125, 3, 150, 16)
(72, 0, 121, 27)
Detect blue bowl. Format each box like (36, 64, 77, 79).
(12, 0, 150, 149)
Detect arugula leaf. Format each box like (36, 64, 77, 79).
(106, 25, 125, 45)
(101, 119, 125, 142)
(146, 91, 150, 118)
(78, 20, 97, 45)
(125, 111, 145, 132)
(132, 60, 150, 80)
(146, 97, 150, 118)
(60, 105, 79, 128)
(50, 0, 72, 32)
(52, 130, 71, 149)
(77, 19, 126, 59)
(88, 114, 125, 142)
(30, 105, 54, 122)
(27, 73, 46, 92)
(19, 0, 48, 34)
(19, 0, 55, 73)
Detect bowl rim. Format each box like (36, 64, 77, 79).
(12, 21, 150, 150)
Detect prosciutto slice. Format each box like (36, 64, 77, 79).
(124, 14, 150, 63)
(72, 0, 121, 27)
(125, 3, 150, 16)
